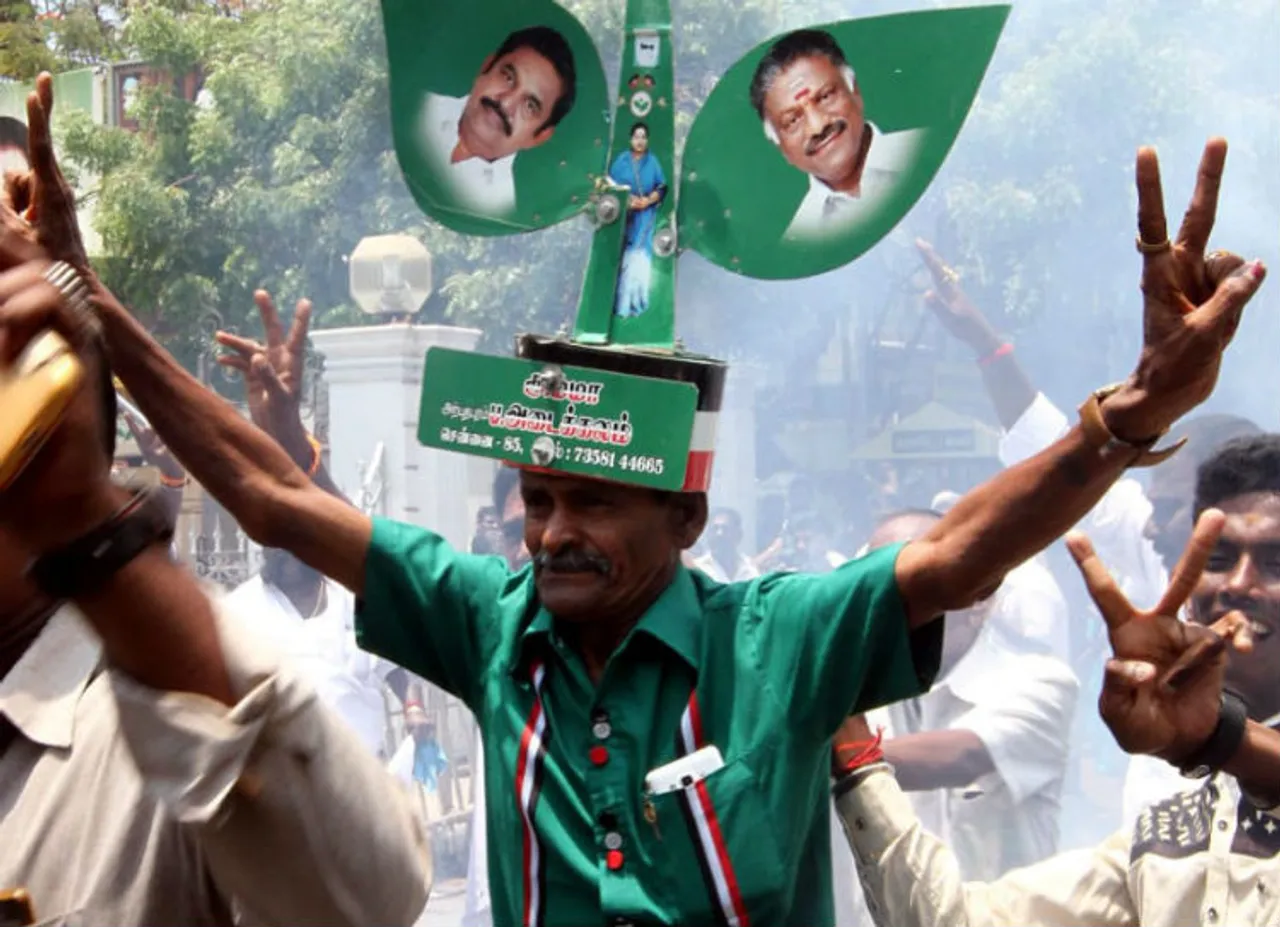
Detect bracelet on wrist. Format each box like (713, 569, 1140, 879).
(977, 342, 1014, 367)
(158, 472, 188, 490)
(833, 727, 886, 776)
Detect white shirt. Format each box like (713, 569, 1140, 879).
(986, 555, 1071, 662)
(418, 92, 517, 217)
(226, 575, 397, 760)
(693, 550, 761, 583)
(783, 124, 924, 242)
(841, 765, 1280, 927)
(832, 626, 1078, 927)
(0, 604, 430, 926)
(999, 392, 1173, 834)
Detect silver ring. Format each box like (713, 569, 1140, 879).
(43, 260, 92, 320)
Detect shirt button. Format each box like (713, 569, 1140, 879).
(1206, 908, 1219, 923)
(589, 745, 610, 767)
(593, 720, 613, 739)
(611, 918, 635, 927)
(605, 831, 623, 851)
(606, 848, 625, 870)
(1218, 819, 1229, 831)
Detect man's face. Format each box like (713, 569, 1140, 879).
(1145, 455, 1199, 572)
(0, 144, 28, 184)
(500, 479, 530, 570)
(460, 46, 565, 162)
(762, 54, 864, 189)
(940, 604, 987, 676)
(707, 513, 741, 559)
(263, 548, 323, 602)
(520, 470, 698, 621)
(630, 126, 648, 154)
(1190, 492, 1280, 720)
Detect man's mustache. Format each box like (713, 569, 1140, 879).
(1201, 594, 1280, 631)
(534, 548, 612, 575)
(805, 119, 846, 156)
(480, 97, 513, 137)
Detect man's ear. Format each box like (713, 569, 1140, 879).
(532, 126, 555, 146)
(480, 54, 495, 73)
(670, 491, 709, 550)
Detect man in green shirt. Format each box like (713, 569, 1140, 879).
(9, 88, 1267, 924)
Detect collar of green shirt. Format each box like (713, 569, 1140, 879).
(508, 564, 703, 678)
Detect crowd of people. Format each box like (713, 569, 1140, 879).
(0, 70, 1278, 927)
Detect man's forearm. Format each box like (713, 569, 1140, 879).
(90, 282, 312, 542)
(978, 350, 1038, 432)
(75, 485, 233, 703)
(882, 730, 994, 791)
(900, 421, 1133, 624)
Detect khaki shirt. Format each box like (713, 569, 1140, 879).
(0, 602, 431, 926)
(836, 765, 1280, 927)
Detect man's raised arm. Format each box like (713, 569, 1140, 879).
(91, 281, 373, 592)
(3, 75, 371, 592)
(893, 139, 1266, 626)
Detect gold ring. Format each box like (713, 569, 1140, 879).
(1135, 234, 1172, 255)
(941, 268, 959, 285)
(1206, 249, 1231, 262)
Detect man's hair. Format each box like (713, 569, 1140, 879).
(749, 29, 849, 120)
(0, 116, 28, 151)
(486, 26, 578, 132)
(1182, 414, 1262, 470)
(1195, 434, 1280, 516)
(493, 464, 520, 515)
(630, 121, 649, 138)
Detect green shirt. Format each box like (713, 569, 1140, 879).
(358, 518, 939, 927)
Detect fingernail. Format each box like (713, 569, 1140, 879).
(1249, 260, 1267, 282)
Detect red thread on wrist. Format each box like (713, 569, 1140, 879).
(834, 727, 885, 774)
(158, 472, 188, 489)
(977, 342, 1014, 367)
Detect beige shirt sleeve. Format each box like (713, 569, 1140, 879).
(834, 767, 1138, 927)
(108, 599, 432, 927)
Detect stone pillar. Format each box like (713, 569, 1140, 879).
(311, 323, 482, 548)
(707, 363, 759, 549)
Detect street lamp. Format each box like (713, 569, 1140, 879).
(349, 234, 434, 321)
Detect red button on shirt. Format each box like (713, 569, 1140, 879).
(606, 849, 624, 871)
(589, 745, 609, 766)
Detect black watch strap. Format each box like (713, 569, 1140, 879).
(29, 488, 174, 600)
(1179, 690, 1249, 779)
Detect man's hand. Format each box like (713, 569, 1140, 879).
(1100, 139, 1266, 443)
(215, 290, 314, 462)
(124, 411, 184, 481)
(915, 238, 1002, 356)
(1, 72, 89, 273)
(0, 255, 123, 553)
(1067, 510, 1252, 764)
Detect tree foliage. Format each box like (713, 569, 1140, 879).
(50, 0, 1278, 419)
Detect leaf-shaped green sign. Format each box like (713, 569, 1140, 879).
(678, 6, 1010, 279)
(381, 0, 611, 235)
